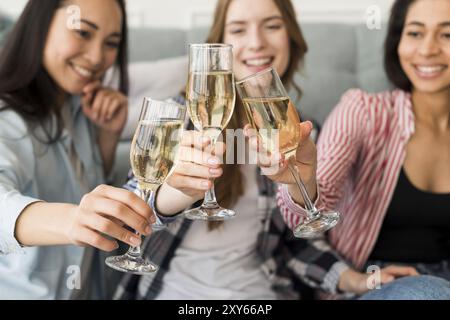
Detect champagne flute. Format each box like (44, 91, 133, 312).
(105, 98, 186, 274)
(183, 44, 236, 221)
(236, 68, 340, 238)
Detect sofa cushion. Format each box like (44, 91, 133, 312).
(128, 28, 187, 62)
(186, 27, 209, 44)
(295, 24, 358, 124)
(121, 55, 188, 139)
(356, 24, 393, 93)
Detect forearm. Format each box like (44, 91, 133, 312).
(15, 202, 76, 247)
(338, 268, 365, 294)
(98, 129, 121, 176)
(156, 183, 199, 216)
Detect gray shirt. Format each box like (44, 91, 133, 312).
(0, 96, 106, 299)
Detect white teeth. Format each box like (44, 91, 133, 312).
(245, 58, 272, 66)
(73, 65, 93, 78)
(416, 65, 446, 74)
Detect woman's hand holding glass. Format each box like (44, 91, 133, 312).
(65, 184, 155, 252)
(244, 121, 317, 196)
(105, 98, 186, 274)
(237, 68, 339, 238)
(156, 131, 225, 215)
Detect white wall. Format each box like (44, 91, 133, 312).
(0, 0, 26, 17)
(0, 0, 395, 28)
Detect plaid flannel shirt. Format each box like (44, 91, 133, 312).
(113, 95, 350, 300)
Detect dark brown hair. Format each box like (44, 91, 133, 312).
(205, 0, 308, 230)
(384, 0, 416, 92)
(0, 0, 129, 143)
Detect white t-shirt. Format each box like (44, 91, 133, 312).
(156, 164, 276, 300)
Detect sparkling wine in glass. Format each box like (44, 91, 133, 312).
(105, 98, 185, 274)
(183, 44, 236, 221)
(236, 68, 340, 238)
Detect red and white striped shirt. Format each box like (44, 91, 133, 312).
(278, 89, 416, 269)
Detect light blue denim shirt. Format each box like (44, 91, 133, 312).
(0, 96, 106, 299)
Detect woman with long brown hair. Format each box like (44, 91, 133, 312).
(114, 0, 343, 300)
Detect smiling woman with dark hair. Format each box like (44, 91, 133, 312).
(273, 0, 450, 299)
(0, 0, 155, 299)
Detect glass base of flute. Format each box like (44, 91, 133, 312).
(184, 134, 236, 221)
(105, 186, 159, 275)
(183, 184, 236, 221)
(286, 159, 340, 239)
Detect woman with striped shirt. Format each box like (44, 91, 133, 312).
(248, 0, 450, 299)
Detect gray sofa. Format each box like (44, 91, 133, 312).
(0, 21, 394, 186)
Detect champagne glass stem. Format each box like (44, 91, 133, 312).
(125, 187, 151, 258)
(203, 183, 219, 207)
(286, 161, 320, 220)
(202, 136, 220, 208)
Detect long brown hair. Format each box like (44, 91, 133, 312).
(206, 0, 308, 230)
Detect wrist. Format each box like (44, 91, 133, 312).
(63, 204, 81, 245)
(287, 182, 318, 207)
(294, 161, 316, 187)
(99, 127, 123, 137)
(338, 268, 355, 293)
(157, 182, 200, 216)
(338, 268, 367, 294)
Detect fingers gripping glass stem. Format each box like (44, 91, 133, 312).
(126, 188, 151, 259)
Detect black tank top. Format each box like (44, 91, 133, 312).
(369, 168, 450, 263)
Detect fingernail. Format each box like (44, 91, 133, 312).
(130, 236, 141, 246)
(145, 225, 152, 234)
(209, 168, 221, 176)
(202, 181, 210, 188)
(208, 157, 219, 165)
(301, 121, 312, 132)
(202, 136, 211, 143)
